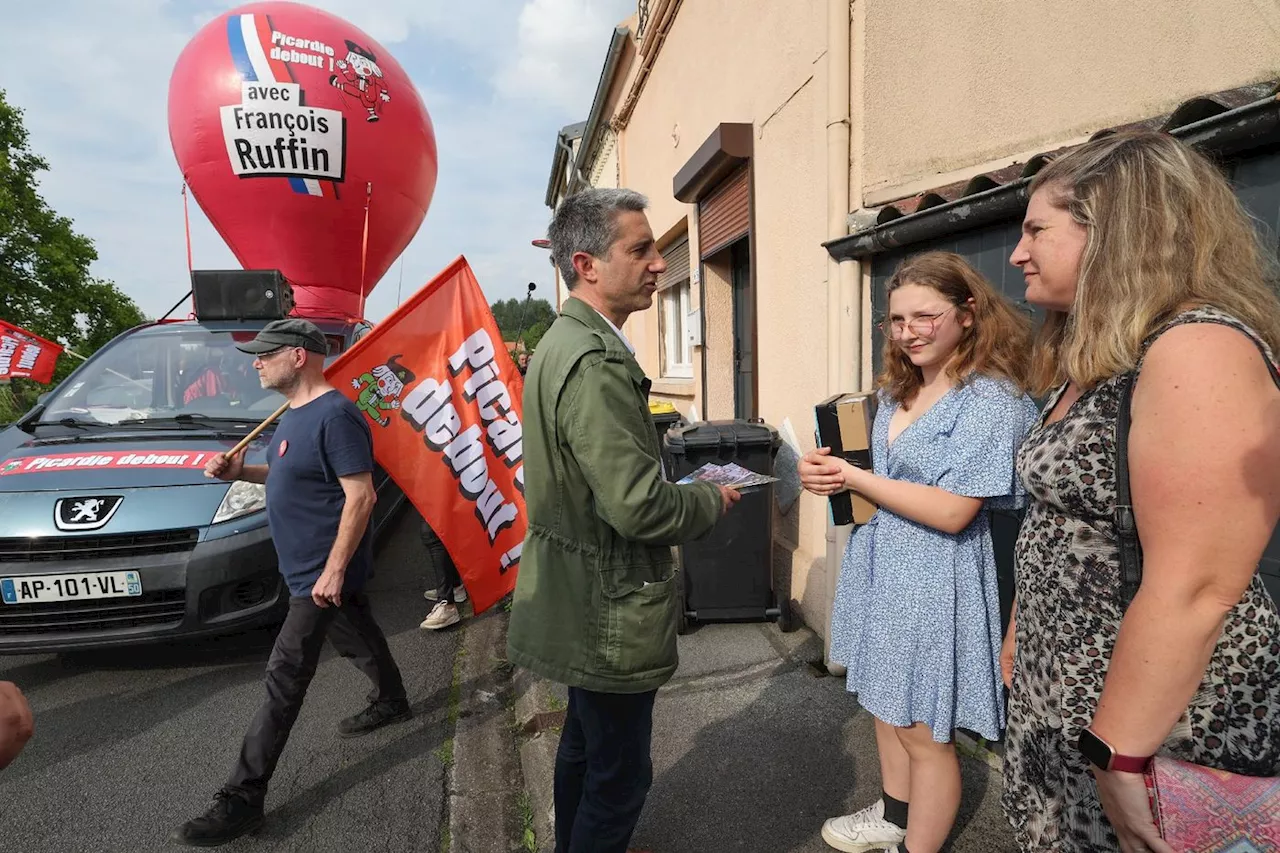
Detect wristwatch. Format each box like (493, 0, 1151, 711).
(1077, 727, 1153, 773)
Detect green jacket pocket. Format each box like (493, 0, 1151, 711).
(595, 565, 678, 679)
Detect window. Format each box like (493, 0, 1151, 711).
(658, 235, 692, 378)
(660, 281, 693, 378)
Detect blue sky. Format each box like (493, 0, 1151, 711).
(4, 0, 633, 323)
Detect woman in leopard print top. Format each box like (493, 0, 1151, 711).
(1000, 129, 1280, 853)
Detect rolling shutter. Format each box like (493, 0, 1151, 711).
(658, 236, 690, 291)
(698, 166, 750, 258)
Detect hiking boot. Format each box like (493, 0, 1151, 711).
(337, 699, 412, 738)
(820, 799, 906, 853)
(423, 584, 467, 603)
(170, 788, 264, 847)
(420, 600, 460, 631)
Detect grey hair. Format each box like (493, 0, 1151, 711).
(547, 188, 649, 289)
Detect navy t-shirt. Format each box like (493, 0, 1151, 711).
(265, 390, 375, 596)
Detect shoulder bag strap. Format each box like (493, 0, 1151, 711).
(1114, 331, 1280, 610)
(1114, 370, 1142, 609)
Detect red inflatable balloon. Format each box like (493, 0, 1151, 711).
(168, 2, 438, 318)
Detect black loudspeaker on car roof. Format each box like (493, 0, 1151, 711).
(190, 270, 295, 321)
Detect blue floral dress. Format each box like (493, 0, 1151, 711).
(828, 374, 1039, 743)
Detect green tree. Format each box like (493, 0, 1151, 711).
(0, 89, 147, 423)
(489, 296, 555, 346)
(522, 317, 551, 352)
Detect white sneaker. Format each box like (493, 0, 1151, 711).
(420, 601, 460, 631)
(820, 800, 906, 853)
(423, 584, 467, 603)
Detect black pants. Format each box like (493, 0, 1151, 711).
(225, 592, 406, 803)
(554, 686, 658, 853)
(420, 519, 461, 603)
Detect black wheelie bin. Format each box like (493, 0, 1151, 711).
(663, 418, 793, 633)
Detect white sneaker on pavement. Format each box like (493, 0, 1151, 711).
(423, 585, 467, 603)
(420, 600, 460, 631)
(820, 799, 907, 853)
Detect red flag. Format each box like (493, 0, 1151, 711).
(0, 320, 63, 385)
(325, 257, 526, 613)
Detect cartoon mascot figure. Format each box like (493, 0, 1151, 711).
(329, 39, 391, 122)
(352, 355, 414, 427)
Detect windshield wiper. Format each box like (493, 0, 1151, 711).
(23, 417, 96, 431)
(118, 414, 256, 428)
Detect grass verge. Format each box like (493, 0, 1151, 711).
(518, 791, 537, 853)
(439, 625, 467, 853)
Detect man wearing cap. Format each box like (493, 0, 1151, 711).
(172, 318, 411, 847)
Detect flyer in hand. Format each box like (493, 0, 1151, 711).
(676, 462, 779, 492)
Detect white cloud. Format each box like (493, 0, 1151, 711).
(497, 0, 632, 113)
(211, 0, 518, 58)
(3, 0, 635, 326)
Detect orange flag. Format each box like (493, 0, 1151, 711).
(325, 256, 526, 613)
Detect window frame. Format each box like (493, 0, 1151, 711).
(659, 278, 693, 379)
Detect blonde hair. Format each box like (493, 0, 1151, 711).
(877, 251, 1032, 405)
(1027, 130, 1280, 394)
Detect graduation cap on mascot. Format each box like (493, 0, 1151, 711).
(345, 39, 377, 63)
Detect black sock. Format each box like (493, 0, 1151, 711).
(882, 791, 908, 829)
(898, 845, 911, 853)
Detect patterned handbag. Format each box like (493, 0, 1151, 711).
(1112, 332, 1280, 852)
(1144, 756, 1280, 851)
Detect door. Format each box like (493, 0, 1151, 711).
(730, 238, 755, 419)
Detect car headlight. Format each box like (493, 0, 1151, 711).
(213, 481, 267, 523)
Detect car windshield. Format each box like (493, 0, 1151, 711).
(41, 327, 288, 426)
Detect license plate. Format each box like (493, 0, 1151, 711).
(1, 571, 143, 604)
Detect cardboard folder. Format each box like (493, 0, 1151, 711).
(814, 392, 878, 525)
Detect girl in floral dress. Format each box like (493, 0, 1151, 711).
(801, 251, 1038, 853)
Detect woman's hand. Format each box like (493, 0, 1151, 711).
(1000, 626, 1015, 690)
(1001, 602, 1017, 690)
(1092, 768, 1173, 853)
(799, 447, 856, 496)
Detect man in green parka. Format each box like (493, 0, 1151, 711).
(507, 188, 740, 853)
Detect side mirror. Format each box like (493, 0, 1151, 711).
(36, 392, 51, 405)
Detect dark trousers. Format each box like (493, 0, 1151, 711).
(225, 592, 407, 803)
(554, 686, 658, 853)
(420, 519, 461, 603)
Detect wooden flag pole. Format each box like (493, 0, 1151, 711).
(206, 401, 290, 474)
(228, 401, 289, 456)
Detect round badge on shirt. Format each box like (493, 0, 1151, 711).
(278, 440, 288, 457)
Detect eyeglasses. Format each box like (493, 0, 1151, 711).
(881, 306, 957, 340)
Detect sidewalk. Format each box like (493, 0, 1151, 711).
(512, 620, 1018, 853)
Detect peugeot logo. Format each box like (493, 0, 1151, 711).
(54, 496, 124, 531)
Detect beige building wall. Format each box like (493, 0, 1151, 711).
(860, 0, 1280, 205)
(613, 0, 836, 631)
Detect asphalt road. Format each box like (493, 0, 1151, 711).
(0, 506, 460, 853)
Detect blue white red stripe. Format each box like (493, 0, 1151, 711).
(225, 13, 328, 198)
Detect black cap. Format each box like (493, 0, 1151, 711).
(235, 318, 328, 355)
